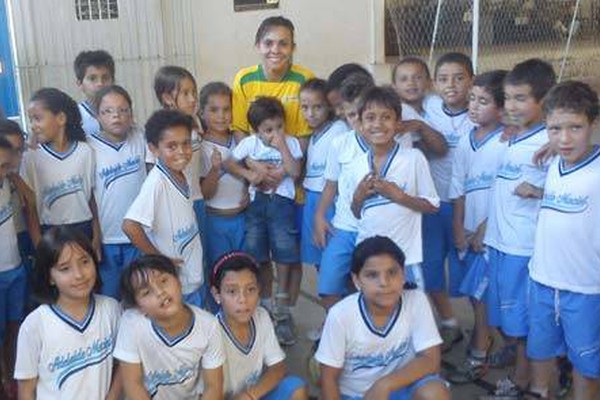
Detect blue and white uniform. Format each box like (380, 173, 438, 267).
(318, 131, 369, 296)
(125, 161, 204, 299)
(449, 127, 506, 299)
(484, 123, 548, 337)
(88, 127, 146, 298)
(219, 307, 305, 399)
(527, 148, 600, 378)
(421, 95, 476, 295)
(78, 101, 100, 136)
(14, 295, 121, 400)
(349, 144, 439, 288)
(315, 290, 443, 399)
(22, 141, 94, 227)
(114, 306, 224, 400)
(301, 119, 347, 265)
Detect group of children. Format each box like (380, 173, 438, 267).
(0, 13, 598, 400)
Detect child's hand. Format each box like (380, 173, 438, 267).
(398, 119, 424, 134)
(371, 178, 401, 200)
(355, 173, 377, 201)
(313, 214, 333, 248)
(453, 224, 468, 252)
(246, 169, 264, 186)
(470, 225, 486, 253)
(210, 148, 222, 169)
(263, 164, 285, 188)
(514, 182, 543, 199)
(269, 132, 287, 151)
(533, 142, 555, 167)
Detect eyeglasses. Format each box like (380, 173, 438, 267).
(99, 107, 131, 116)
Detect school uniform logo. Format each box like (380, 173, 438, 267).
(465, 172, 495, 193)
(145, 365, 196, 397)
(445, 132, 462, 148)
(99, 156, 142, 189)
(347, 340, 411, 372)
(541, 192, 589, 213)
(173, 224, 200, 254)
(496, 162, 522, 181)
(42, 176, 85, 208)
(0, 204, 13, 227)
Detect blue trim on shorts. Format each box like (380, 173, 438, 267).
(262, 375, 306, 400)
(340, 374, 447, 400)
(527, 279, 600, 379)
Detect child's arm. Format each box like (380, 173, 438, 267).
(320, 364, 343, 400)
(514, 181, 544, 199)
(121, 219, 160, 256)
(364, 346, 441, 400)
(400, 120, 448, 157)
(471, 219, 487, 253)
(372, 178, 438, 213)
(237, 362, 286, 400)
(17, 379, 37, 400)
(313, 180, 337, 248)
(106, 363, 123, 400)
(270, 135, 301, 179)
(452, 196, 468, 251)
(200, 148, 222, 200)
(8, 173, 41, 245)
(224, 157, 263, 186)
(200, 366, 223, 400)
(351, 173, 376, 218)
(89, 195, 102, 261)
(120, 362, 152, 400)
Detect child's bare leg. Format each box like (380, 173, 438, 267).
(275, 262, 291, 309)
(472, 299, 490, 352)
(573, 370, 600, 400)
(530, 358, 556, 399)
(259, 261, 274, 299)
(287, 263, 303, 306)
(513, 339, 531, 389)
(430, 291, 455, 321)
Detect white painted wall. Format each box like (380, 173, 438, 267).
(8, 0, 386, 123)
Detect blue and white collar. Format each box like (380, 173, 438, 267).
(509, 123, 545, 146)
(559, 145, 600, 176)
(368, 142, 400, 178)
(442, 104, 468, 117)
(310, 120, 334, 144)
(50, 296, 95, 333)
(469, 125, 503, 151)
(151, 311, 195, 347)
(358, 293, 401, 338)
(156, 160, 190, 198)
(91, 132, 125, 151)
(217, 312, 256, 355)
(41, 141, 78, 160)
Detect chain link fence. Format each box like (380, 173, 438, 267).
(385, 0, 600, 89)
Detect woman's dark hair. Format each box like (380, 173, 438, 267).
(351, 236, 406, 275)
(30, 88, 86, 142)
(255, 16, 295, 45)
(211, 251, 260, 291)
(33, 226, 101, 304)
(154, 65, 197, 107)
(120, 254, 179, 308)
(92, 84, 133, 112)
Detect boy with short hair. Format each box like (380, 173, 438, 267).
(422, 52, 475, 351)
(350, 86, 439, 288)
(224, 96, 303, 345)
(483, 58, 556, 397)
(73, 50, 115, 136)
(122, 110, 204, 307)
(316, 236, 449, 400)
(527, 81, 600, 400)
(313, 72, 374, 310)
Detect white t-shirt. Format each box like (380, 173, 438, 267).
(449, 127, 506, 232)
(88, 127, 146, 244)
(0, 178, 21, 272)
(231, 134, 303, 201)
(22, 141, 94, 226)
(350, 145, 439, 265)
(14, 295, 121, 400)
(303, 120, 348, 192)
(324, 131, 370, 232)
(124, 162, 203, 294)
(423, 94, 476, 202)
(315, 290, 442, 398)
(78, 101, 100, 136)
(146, 129, 204, 201)
(484, 124, 548, 256)
(529, 147, 600, 294)
(114, 306, 224, 400)
(199, 136, 248, 210)
(218, 307, 285, 398)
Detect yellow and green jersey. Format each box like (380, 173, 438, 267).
(232, 64, 315, 137)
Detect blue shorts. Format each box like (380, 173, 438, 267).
(341, 374, 447, 400)
(301, 190, 334, 265)
(205, 212, 246, 270)
(244, 193, 300, 264)
(263, 375, 306, 400)
(0, 265, 27, 341)
(527, 280, 600, 379)
(193, 199, 207, 249)
(459, 250, 490, 301)
(18, 231, 35, 308)
(318, 228, 357, 296)
(42, 219, 93, 241)
(421, 202, 465, 296)
(405, 263, 424, 290)
(486, 247, 530, 338)
(99, 243, 140, 299)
